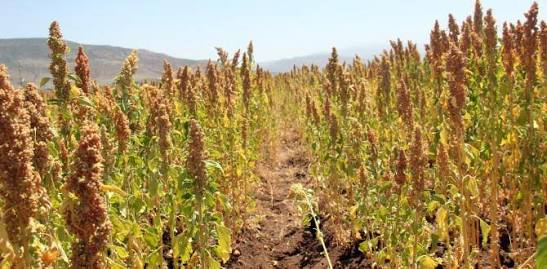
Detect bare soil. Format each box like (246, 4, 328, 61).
(226, 127, 370, 269)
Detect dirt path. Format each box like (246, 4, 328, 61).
(226, 126, 327, 269)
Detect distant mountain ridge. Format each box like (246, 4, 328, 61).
(260, 44, 390, 73)
(0, 38, 415, 83)
(0, 38, 207, 87)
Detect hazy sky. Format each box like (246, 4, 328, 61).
(1, 0, 543, 62)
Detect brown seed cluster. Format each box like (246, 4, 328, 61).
(436, 142, 449, 184)
(216, 47, 229, 66)
(113, 106, 130, 153)
(448, 14, 460, 43)
(473, 0, 483, 34)
(241, 53, 252, 112)
(177, 66, 192, 102)
(75, 46, 91, 94)
(446, 42, 466, 134)
(409, 127, 425, 198)
(0, 65, 47, 262)
(206, 60, 220, 108)
(502, 23, 515, 80)
(395, 149, 407, 188)
(23, 83, 53, 176)
(63, 123, 111, 269)
(428, 21, 448, 79)
(231, 49, 241, 70)
(521, 3, 539, 89)
(377, 56, 391, 116)
(223, 67, 236, 117)
(187, 119, 207, 197)
(540, 21, 546, 77)
(116, 50, 139, 94)
(145, 86, 172, 161)
(326, 47, 340, 90)
(48, 21, 71, 103)
(161, 60, 175, 96)
(396, 79, 413, 129)
(484, 10, 497, 50)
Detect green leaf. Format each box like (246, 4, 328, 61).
(358, 240, 368, 253)
(68, 73, 81, 84)
(427, 200, 441, 214)
(205, 160, 224, 174)
(479, 217, 490, 246)
(215, 224, 231, 263)
(177, 235, 192, 263)
(147, 250, 161, 268)
(537, 236, 547, 269)
(206, 253, 221, 269)
(39, 77, 51, 88)
(111, 245, 129, 259)
(144, 228, 159, 248)
(77, 95, 94, 108)
(436, 207, 448, 242)
(358, 238, 377, 253)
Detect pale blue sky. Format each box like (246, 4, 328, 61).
(1, 0, 543, 61)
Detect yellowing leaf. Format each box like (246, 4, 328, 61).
(101, 184, 128, 197)
(418, 255, 439, 269)
(207, 253, 221, 269)
(349, 205, 358, 219)
(536, 217, 547, 238)
(436, 207, 449, 242)
(479, 217, 490, 246)
(215, 224, 232, 263)
(440, 128, 448, 145)
(466, 176, 479, 198)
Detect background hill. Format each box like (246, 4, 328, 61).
(260, 44, 390, 73)
(0, 39, 407, 82)
(0, 38, 207, 87)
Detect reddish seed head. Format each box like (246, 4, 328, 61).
(64, 123, 111, 268)
(473, 0, 483, 33)
(395, 149, 407, 187)
(446, 42, 467, 134)
(484, 9, 497, 56)
(502, 23, 515, 79)
(75, 46, 91, 94)
(0, 67, 47, 254)
(448, 14, 460, 43)
(48, 21, 70, 102)
(396, 79, 413, 129)
(187, 119, 207, 196)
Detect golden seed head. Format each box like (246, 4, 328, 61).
(0, 65, 13, 91)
